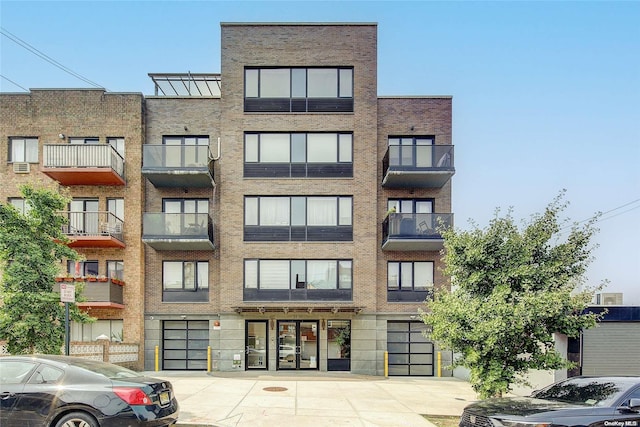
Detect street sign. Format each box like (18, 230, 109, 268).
(60, 283, 75, 303)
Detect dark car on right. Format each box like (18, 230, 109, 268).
(460, 376, 640, 427)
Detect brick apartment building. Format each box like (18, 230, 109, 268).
(1, 23, 455, 376)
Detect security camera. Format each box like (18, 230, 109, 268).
(58, 134, 65, 139)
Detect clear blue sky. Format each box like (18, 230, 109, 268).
(2, 1, 639, 303)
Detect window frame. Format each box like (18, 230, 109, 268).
(9, 137, 39, 163)
(387, 261, 434, 292)
(245, 196, 352, 227)
(244, 259, 352, 291)
(245, 67, 354, 99)
(162, 261, 209, 292)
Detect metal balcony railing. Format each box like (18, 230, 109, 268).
(43, 144, 124, 177)
(382, 145, 454, 188)
(61, 211, 124, 241)
(382, 213, 452, 251)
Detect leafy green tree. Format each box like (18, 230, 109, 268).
(0, 185, 94, 354)
(421, 193, 604, 398)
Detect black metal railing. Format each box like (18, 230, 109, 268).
(142, 213, 213, 241)
(382, 213, 452, 242)
(61, 211, 124, 241)
(382, 145, 454, 175)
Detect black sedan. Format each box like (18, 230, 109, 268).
(0, 355, 179, 427)
(460, 376, 640, 427)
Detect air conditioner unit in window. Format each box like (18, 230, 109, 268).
(13, 162, 31, 173)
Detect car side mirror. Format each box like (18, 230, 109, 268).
(619, 398, 640, 413)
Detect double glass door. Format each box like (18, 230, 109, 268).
(278, 320, 318, 370)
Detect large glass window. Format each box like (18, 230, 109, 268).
(388, 136, 435, 167)
(387, 261, 434, 291)
(245, 259, 352, 290)
(163, 261, 209, 291)
(245, 132, 352, 164)
(244, 67, 353, 113)
(245, 196, 352, 227)
(162, 136, 209, 168)
(245, 67, 352, 99)
(70, 319, 123, 342)
(9, 137, 38, 163)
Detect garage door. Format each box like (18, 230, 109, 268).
(163, 320, 209, 370)
(387, 321, 434, 376)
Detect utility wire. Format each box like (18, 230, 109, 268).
(1, 27, 106, 90)
(560, 198, 640, 230)
(0, 74, 28, 92)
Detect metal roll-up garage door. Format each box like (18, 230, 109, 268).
(387, 321, 434, 376)
(163, 320, 209, 370)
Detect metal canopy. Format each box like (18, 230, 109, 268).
(148, 73, 221, 97)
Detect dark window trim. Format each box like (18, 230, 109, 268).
(387, 261, 434, 292)
(245, 67, 354, 99)
(244, 132, 353, 165)
(162, 260, 209, 292)
(244, 259, 353, 291)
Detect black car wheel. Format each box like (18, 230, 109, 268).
(54, 412, 98, 427)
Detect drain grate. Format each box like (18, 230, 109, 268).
(263, 386, 288, 392)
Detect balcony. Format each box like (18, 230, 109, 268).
(382, 145, 454, 188)
(142, 213, 214, 251)
(61, 211, 125, 248)
(382, 213, 452, 251)
(54, 279, 124, 309)
(141, 145, 214, 188)
(243, 288, 352, 302)
(42, 144, 125, 186)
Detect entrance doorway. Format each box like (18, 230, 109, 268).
(245, 320, 268, 370)
(277, 320, 318, 370)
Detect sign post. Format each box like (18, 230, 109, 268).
(60, 283, 75, 356)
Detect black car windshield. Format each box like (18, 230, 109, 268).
(532, 378, 635, 407)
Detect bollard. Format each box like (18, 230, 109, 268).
(437, 351, 442, 377)
(384, 351, 388, 377)
(207, 346, 211, 372)
(155, 345, 159, 371)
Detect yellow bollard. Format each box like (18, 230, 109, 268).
(384, 351, 388, 377)
(207, 346, 211, 372)
(437, 351, 442, 377)
(155, 345, 159, 372)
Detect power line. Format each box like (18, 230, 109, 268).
(560, 198, 640, 231)
(0, 27, 106, 90)
(0, 74, 28, 92)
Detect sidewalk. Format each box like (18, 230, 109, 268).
(148, 371, 478, 427)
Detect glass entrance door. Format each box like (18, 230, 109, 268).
(246, 320, 268, 370)
(277, 320, 318, 370)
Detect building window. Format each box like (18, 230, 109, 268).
(70, 319, 123, 341)
(244, 132, 352, 178)
(67, 260, 99, 277)
(163, 199, 209, 235)
(388, 136, 435, 167)
(107, 137, 125, 157)
(69, 137, 100, 145)
(387, 199, 433, 214)
(245, 196, 351, 227)
(68, 199, 99, 234)
(163, 261, 209, 291)
(9, 137, 38, 163)
(244, 196, 352, 242)
(387, 261, 434, 292)
(244, 67, 354, 112)
(244, 259, 352, 290)
(162, 136, 210, 168)
(107, 260, 124, 281)
(8, 198, 31, 215)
